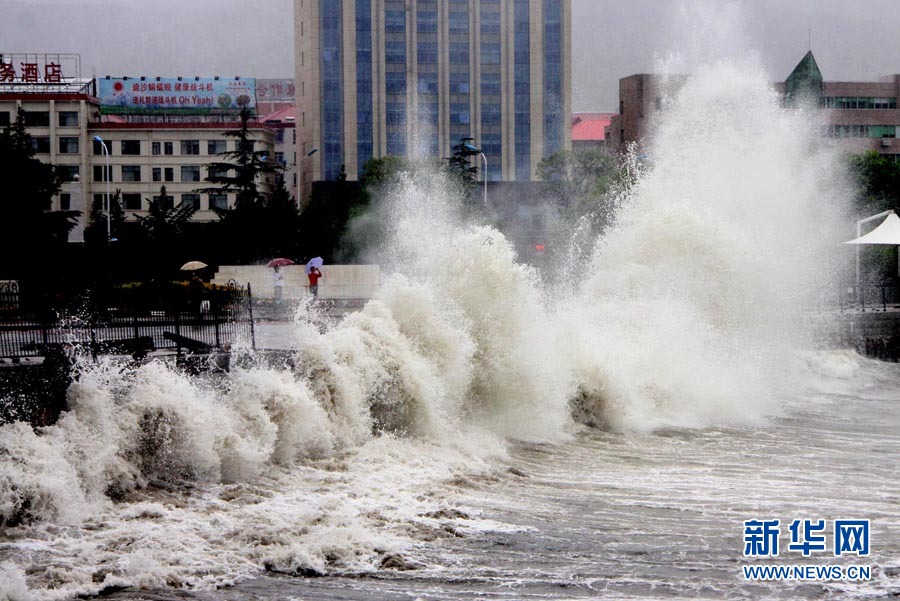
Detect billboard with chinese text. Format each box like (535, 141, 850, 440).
(98, 77, 256, 115)
(256, 78, 295, 102)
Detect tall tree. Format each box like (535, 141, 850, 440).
(537, 148, 619, 207)
(131, 186, 198, 283)
(134, 185, 197, 242)
(200, 107, 290, 262)
(200, 106, 281, 212)
(445, 137, 480, 186)
(0, 107, 78, 285)
(83, 188, 124, 248)
(851, 150, 900, 215)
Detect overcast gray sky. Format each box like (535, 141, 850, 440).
(5, 0, 900, 112)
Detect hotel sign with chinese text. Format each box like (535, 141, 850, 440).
(98, 77, 256, 115)
(0, 53, 86, 92)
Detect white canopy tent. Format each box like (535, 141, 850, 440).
(844, 212, 900, 245)
(844, 210, 900, 300)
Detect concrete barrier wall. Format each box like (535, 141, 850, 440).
(213, 265, 381, 300)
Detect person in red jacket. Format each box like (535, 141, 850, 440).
(308, 266, 322, 298)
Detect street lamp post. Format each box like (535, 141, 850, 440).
(463, 143, 488, 205)
(93, 135, 111, 243)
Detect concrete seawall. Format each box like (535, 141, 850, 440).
(806, 308, 900, 360)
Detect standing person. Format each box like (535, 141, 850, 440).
(273, 265, 285, 304)
(307, 265, 322, 299)
(188, 274, 204, 319)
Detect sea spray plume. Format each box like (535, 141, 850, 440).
(426, 226, 573, 440)
(566, 59, 849, 431)
(374, 275, 475, 416)
(223, 366, 334, 464)
(355, 170, 575, 440)
(288, 275, 473, 439)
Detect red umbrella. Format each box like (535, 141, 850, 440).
(266, 258, 295, 268)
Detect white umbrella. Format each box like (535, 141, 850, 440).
(180, 261, 208, 271)
(306, 256, 324, 274)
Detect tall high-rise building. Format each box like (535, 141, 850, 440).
(294, 0, 571, 194)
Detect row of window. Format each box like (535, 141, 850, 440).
(1, 110, 79, 128)
(28, 137, 239, 156)
(824, 124, 897, 138)
(823, 97, 898, 110)
(91, 164, 223, 182)
(88, 192, 228, 212)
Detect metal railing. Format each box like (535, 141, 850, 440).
(804, 281, 900, 313)
(0, 280, 255, 360)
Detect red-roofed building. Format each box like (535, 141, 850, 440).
(571, 112, 615, 152)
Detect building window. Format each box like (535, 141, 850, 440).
(481, 72, 501, 95)
(152, 141, 161, 155)
(153, 194, 175, 210)
(417, 10, 437, 33)
(417, 43, 438, 65)
(58, 137, 79, 154)
(59, 193, 71, 211)
(181, 165, 201, 182)
(181, 140, 200, 155)
(450, 41, 469, 64)
(122, 165, 142, 182)
(164, 141, 173, 155)
(417, 72, 438, 95)
(208, 192, 228, 211)
(58, 111, 79, 127)
(481, 42, 501, 65)
(152, 167, 162, 182)
(274, 129, 285, 143)
(481, 9, 500, 34)
(386, 71, 406, 94)
(122, 193, 142, 210)
(481, 104, 502, 125)
(181, 193, 201, 211)
(60, 165, 79, 182)
(386, 132, 406, 155)
(122, 140, 141, 155)
(450, 71, 470, 95)
(449, 11, 468, 34)
(23, 111, 50, 127)
(208, 166, 228, 179)
(28, 136, 50, 153)
(385, 9, 405, 32)
(275, 151, 285, 166)
(385, 41, 406, 63)
(450, 104, 470, 125)
(386, 103, 407, 125)
(93, 165, 112, 182)
(164, 167, 174, 182)
(0, 112, 9, 127)
(93, 139, 113, 155)
(208, 140, 227, 154)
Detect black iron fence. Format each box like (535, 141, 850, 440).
(0, 280, 255, 360)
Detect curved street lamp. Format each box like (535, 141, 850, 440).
(462, 142, 488, 205)
(92, 135, 112, 243)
